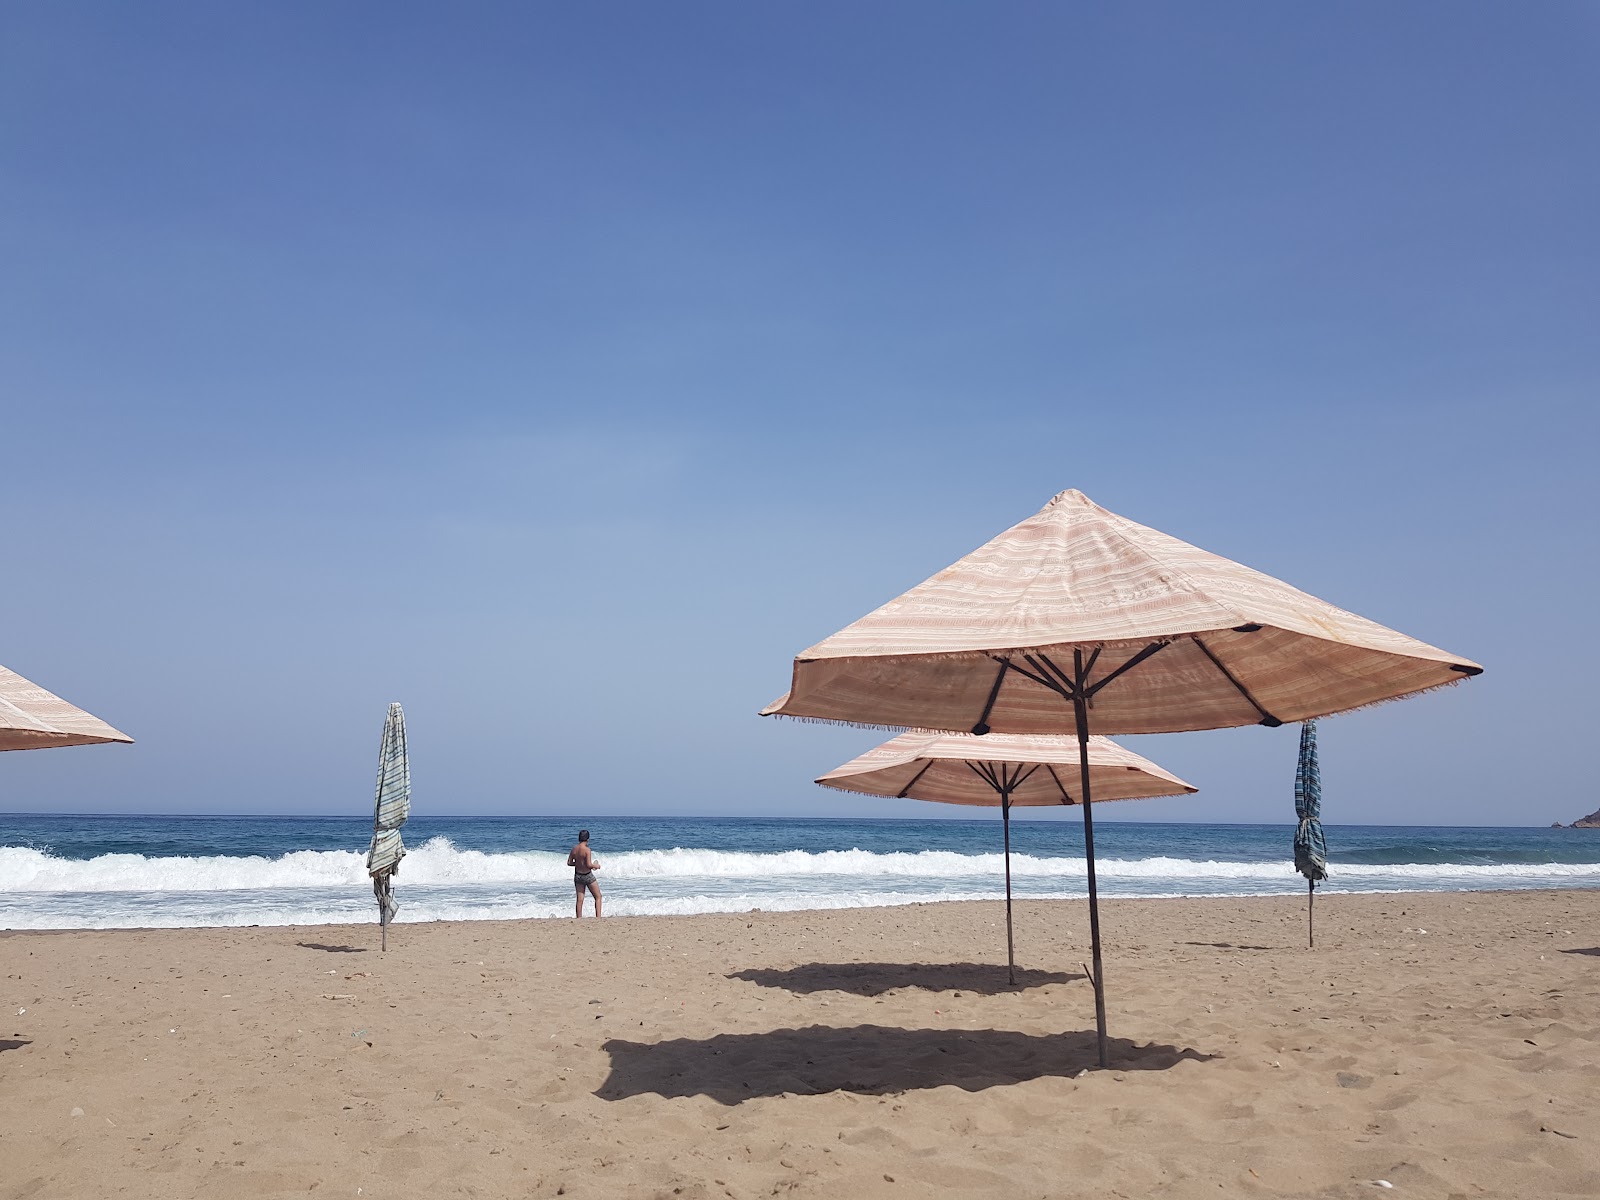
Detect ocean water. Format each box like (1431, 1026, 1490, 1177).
(2, 814, 1598, 930)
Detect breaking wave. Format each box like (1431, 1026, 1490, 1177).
(5, 837, 1600, 895)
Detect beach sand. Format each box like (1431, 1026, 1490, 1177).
(3, 889, 1598, 1199)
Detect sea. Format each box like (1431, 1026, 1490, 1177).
(3, 814, 1598, 931)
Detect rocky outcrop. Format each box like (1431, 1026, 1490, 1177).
(1568, 808, 1600, 828)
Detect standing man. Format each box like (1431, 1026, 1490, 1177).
(568, 829, 602, 918)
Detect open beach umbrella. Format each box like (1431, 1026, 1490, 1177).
(366, 703, 410, 951)
(817, 730, 1196, 983)
(1294, 719, 1328, 949)
(764, 488, 1481, 1066)
(0, 663, 132, 752)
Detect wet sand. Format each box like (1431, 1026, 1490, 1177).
(3, 889, 1598, 1199)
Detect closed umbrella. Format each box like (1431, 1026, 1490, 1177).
(765, 488, 1481, 1066)
(366, 703, 410, 951)
(1, 663, 131, 751)
(817, 730, 1196, 983)
(1294, 719, 1328, 949)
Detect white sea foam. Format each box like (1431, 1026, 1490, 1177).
(4, 839, 1599, 895)
(0, 839, 561, 892)
(0, 886, 1053, 930)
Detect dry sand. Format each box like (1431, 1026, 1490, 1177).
(3, 890, 1598, 1199)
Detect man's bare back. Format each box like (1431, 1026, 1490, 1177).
(567, 830, 602, 917)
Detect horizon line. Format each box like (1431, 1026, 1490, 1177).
(0, 811, 1574, 831)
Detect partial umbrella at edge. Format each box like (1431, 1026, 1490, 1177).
(0, 663, 132, 751)
(763, 488, 1481, 1067)
(817, 730, 1196, 982)
(366, 702, 410, 951)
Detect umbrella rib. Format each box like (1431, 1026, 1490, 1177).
(895, 760, 935, 799)
(1030, 653, 1081, 699)
(1190, 635, 1283, 726)
(971, 659, 1011, 734)
(1012, 763, 1042, 790)
(1045, 764, 1075, 804)
(966, 760, 1003, 794)
(1011, 656, 1072, 698)
(1083, 640, 1170, 699)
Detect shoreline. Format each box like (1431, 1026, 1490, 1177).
(1, 882, 1599, 936)
(5, 889, 1599, 1197)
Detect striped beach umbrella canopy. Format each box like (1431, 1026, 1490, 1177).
(0, 663, 131, 752)
(817, 730, 1196, 983)
(366, 703, 410, 950)
(1294, 719, 1328, 948)
(764, 488, 1481, 1067)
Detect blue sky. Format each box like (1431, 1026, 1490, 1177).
(3, 3, 1595, 825)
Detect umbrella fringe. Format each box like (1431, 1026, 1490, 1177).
(813, 779, 876, 793)
(1304, 673, 1468, 721)
(766, 714, 919, 733)
(771, 672, 1466, 732)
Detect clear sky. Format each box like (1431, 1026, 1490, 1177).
(3, 3, 1595, 825)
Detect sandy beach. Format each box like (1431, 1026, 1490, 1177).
(3, 889, 1598, 1199)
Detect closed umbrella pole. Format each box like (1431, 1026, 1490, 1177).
(366, 703, 411, 952)
(1294, 719, 1328, 949)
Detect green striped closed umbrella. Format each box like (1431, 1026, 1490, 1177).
(366, 702, 410, 951)
(1293, 718, 1328, 949)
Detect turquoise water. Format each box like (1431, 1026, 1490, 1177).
(3, 813, 1597, 929)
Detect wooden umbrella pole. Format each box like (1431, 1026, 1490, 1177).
(375, 874, 390, 952)
(1072, 651, 1109, 1070)
(1002, 789, 1016, 986)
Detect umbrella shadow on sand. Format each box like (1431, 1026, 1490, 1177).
(1, 1039, 31, 1053)
(296, 942, 369, 954)
(1559, 947, 1600, 957)
(596, 1025, 1213, 1103)
(729, 962, 1081, 996)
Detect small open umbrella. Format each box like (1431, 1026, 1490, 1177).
(1, 663, 131, 752)
(1294, 719, 1328, 949)
(765, 488, 1481, 1066)
(366, 703, 410, 951)
(817, 730, 1196, 983)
